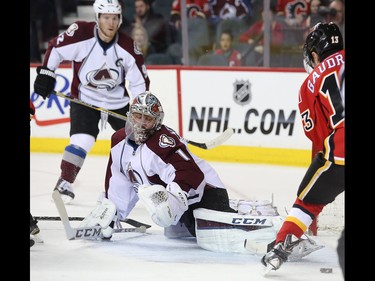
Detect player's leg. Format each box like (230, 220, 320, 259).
(54, 103, 100, 203)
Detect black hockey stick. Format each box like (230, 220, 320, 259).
(53, 91, 234, 150)
(34, 216, 152, 229)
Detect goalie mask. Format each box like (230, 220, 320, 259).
(126, 92, 164, 144)
(93, 0, 122, 28)
(303, 22, 343, 72)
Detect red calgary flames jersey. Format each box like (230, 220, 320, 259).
(298, 49, 345, 165)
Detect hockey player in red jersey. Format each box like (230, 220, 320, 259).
(32, 0, 150, 204)
(261, 22, 345, 273)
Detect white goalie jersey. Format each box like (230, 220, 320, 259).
(105, 125, 227, 224)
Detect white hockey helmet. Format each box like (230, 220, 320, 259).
(93, 0, 122, 27)
(125, 92, 164, 144)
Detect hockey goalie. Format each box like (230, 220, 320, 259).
(80, 92, 323, 260)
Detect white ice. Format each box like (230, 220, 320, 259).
(30, 152, 344, 281)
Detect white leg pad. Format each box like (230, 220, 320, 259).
(194, 208, 284, 254)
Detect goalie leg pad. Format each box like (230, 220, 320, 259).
(80, 196, 117, 238)
(138, 183, 188, 228)
(193, 208, 282, 254)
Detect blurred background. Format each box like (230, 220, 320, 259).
(30, 0, 345, 68)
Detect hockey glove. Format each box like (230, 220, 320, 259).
(34, 66, 56, 99)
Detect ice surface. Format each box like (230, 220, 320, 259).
(30, 153, 344, 281)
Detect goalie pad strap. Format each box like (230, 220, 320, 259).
(229, 199, 279, 216)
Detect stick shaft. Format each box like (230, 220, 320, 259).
(53, 91, 233, 149)
(54, 91, 127, 121)
(34, 215, 152, 229)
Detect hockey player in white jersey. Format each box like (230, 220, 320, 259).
(80, 91, 323, 256)
(33, 0, 150, 204)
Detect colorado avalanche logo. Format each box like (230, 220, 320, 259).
(126, 163, 143, 193)
(233, 80, 252, 105)
(85, 63, 119, 90)
(159, 134, 176, 148)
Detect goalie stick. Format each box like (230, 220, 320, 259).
(53, 91, 234, 150)
(34, 216, 152, 229)
(52, 190, 147, 240)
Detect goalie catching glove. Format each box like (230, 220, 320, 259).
(138, 183, 188, 227)
(34, 66, 56, 99)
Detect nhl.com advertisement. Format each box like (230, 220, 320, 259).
(30, 65, 311, 164)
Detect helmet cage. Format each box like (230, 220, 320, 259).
(128, 92, 164, 144)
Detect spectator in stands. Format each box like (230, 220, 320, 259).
(275, 0, 310, 50)
(131, 24, 156, 60)
(170, 0, 211, 28)
(30, 23, 41, 62)
(213, 30, 242, 66)
(209, 0, 253, 24)
(306, 0, 326, 28)
(327, 0, 344, 38)
(239, 5, 284, 66)
(30, 0, 59, 62)
(169, 0, 211, 43)
(133, 0, 170, 53)
(276, 0, 311, 28)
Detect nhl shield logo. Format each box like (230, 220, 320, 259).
(233, 80, 251, 105)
